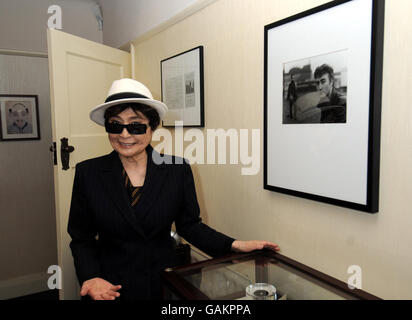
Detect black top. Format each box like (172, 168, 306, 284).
(317, 87, 347, 123)
(68, 145, 235, 300)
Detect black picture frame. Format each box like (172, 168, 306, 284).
(0, 94, 41, 141)
(161, 46, 205, 127)
(264, 0, 385, 213)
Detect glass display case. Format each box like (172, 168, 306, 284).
(162, 250, 381, 300)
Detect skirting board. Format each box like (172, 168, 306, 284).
(0, 272, 50, 300)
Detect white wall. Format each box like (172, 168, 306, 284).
(99, 0, 198, 48)
(132, 0, 412, 299)
(0, 0, 103, 53)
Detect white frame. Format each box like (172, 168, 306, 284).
(264, 0, 385, 213)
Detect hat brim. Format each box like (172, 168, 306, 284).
(90, 98, 168, 126)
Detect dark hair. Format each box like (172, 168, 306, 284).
(314, 64, 334, 81)
(104, 103, 160, 131)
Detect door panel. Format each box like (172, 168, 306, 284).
(47, 29, 131, 300)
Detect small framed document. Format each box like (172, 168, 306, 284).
(161, 46, 204, 127)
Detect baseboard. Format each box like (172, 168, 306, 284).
(0, 273, 50, 300)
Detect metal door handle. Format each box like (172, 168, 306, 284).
(60, 137, 75, 170)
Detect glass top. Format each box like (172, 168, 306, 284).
(169, 251, 377, 300)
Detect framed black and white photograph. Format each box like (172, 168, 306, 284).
(283, 49, 348, 124)
(0, 95, 40, 141)
(264, 0, 385, 213)
(161, 46, 204, 127)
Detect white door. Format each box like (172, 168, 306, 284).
(47, 29, 131, 300)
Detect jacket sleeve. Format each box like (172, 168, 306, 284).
(67, 163, 101, 285)
(175, 162, 235, 257)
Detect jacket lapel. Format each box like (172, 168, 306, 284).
(99, 151, 147, 239)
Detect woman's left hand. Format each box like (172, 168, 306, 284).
(231, 240, 280, 253)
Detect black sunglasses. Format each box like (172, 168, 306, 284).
(105, 121, 147, 135)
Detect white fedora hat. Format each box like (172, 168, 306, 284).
(90, 78, 168, 126)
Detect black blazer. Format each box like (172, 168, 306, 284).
(68, 145, 235, 300)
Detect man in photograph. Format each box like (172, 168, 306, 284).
(314, 64, 346, 123)
(6, 102, 33, 134)
(287, 74, 297, 119)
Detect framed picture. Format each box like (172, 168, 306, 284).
(0, 95, 40, 141)
(264, 0, 385, 213)
(161, 46, 204, 127)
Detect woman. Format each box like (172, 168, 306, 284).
(68, 78, 280, 300)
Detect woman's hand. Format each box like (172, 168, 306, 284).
(80, 277, 122, 300)
(231, 240, 280, 253)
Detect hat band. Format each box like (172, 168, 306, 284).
(105, 92, 149, 103)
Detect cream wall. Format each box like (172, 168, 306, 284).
(132, 0, 412, 299)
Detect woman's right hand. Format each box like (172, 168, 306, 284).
(80, 277, 122, 300)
